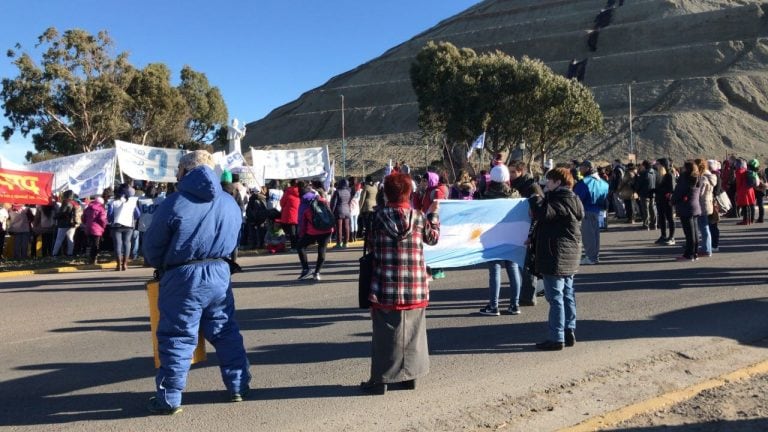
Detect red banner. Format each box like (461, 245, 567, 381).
(0, 167, 54, 205)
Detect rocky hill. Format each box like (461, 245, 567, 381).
(243, 0, 768, 173)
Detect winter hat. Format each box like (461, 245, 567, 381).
(426, 172, 439, 188)
(748, 159, 760, 170)
(221, 169, 233, 183)
(179, 150, 214, 171)
(707, 159, 721, 172)
(490, 164, 510, 183)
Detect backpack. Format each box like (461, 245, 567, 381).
(310, 198, 334, 230)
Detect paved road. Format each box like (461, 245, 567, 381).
(1, 221, 767, 431)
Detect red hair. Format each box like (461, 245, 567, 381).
(384, 172, 413, 203)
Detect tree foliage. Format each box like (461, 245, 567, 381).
(410, 41, 603, 171)
(1, 27, 229, 160)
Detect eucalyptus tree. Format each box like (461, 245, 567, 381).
(1, 27, 132, 156)
(2, 27, 230, 160)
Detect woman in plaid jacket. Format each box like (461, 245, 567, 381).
(361, 172, 440, 395)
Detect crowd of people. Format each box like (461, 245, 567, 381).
(1, 150, 763, 413)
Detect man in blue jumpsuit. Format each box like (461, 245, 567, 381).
(144, 150, 250, 415)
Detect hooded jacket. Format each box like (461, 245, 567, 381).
(143, 165, 241, 270)
(735, 167, 757, 206)
(368, 205, 440, 310)
(530, 187, 584, 276)
(279, 185, 301, 225)
(82, 200, 107, 237)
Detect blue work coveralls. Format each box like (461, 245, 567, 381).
(143, 165, 250, 408)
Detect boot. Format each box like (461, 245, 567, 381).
(121, 256, 128, 271)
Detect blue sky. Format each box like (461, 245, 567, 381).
(0, 0, 479, 165)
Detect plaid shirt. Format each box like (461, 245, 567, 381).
(367, 206, 440, 310)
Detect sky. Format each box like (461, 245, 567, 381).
(0, 0, 480, 165)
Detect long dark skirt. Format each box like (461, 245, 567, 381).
(370, 307, 429, 384)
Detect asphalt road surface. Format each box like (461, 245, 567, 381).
(1, 220, 766, 431)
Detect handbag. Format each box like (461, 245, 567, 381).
(358, 229, 373, 309)
(358, 252, 373, 309)
(357, 220, 374, 309)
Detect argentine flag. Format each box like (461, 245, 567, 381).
(466, 132, 486, 158)
(424, 199, 530, 269)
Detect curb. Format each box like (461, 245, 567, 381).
(558, 357, 768, 431)
(0, 240, 366, 279)
(0, 262, 132, 279)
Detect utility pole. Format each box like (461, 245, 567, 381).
(628, 83, 634, 157)
(341, 95, 347, 178)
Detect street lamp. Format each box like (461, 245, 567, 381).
(341, 95, 347, 178)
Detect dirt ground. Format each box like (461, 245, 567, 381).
(614, 373, 768, 431)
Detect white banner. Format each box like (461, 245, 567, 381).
(115, 140, 186, 183)
(250, 146, 329, 180)
(27, 148, 116, 197)
(211, 150, 246, 178)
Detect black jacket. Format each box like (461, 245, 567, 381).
(636, 168, 657, 198)
(511, 174, 543, 198)
(530, 187, 584, 276)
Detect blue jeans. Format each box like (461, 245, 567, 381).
(487, 260, 521, 309)
(130, 229, 141, 259)
(697, 215, 711, 255)
(112, 226, 133, 260)
(543, 274, 576, 343)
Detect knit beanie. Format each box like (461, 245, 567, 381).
(490, 165, 510, 183)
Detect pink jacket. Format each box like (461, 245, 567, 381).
(82, 201, 107, 236)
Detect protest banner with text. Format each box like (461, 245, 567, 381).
(115, 140, 186, 183)
(0, 168, 54, 205)
(27, 148, 116, 197)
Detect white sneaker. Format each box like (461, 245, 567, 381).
(313, 273, 322, 281)
(580, 257, 596, 265)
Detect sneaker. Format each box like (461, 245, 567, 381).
(298, 269, 312, 280)
(478, 305, 500, 316)
(146, 397, 182, 415)
(507, 305, 521, 315)
(313, 273, 322, 281)
(230, 387, 249, 402)
(333, 243, 343, 249)
(664, 238, 676, 245)
(654, 236, 666, 245)
(341, 243, 348, 249)
(580, 257, 596, 265)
